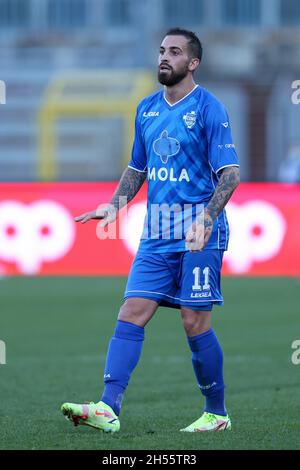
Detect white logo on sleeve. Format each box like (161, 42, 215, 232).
(221, 122, 229, 128)
(0, 200, 75, 274)
(218, 144, 235, 149)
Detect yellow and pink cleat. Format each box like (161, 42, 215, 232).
(180, 411, 231, 432)
(61, 400, 120, 433)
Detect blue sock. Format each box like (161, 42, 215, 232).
(187, 328, 226, 416)
(101, 320, 144, 416)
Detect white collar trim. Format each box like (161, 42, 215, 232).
(163, 84, 199, 107)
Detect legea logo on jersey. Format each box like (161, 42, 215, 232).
(183, 111, 197, 129)
(153, 130, 180, 164)
(0, 200, 75, 274)
(143, 111, 160, 117)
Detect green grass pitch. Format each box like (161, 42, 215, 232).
(0, 276, 299, 450)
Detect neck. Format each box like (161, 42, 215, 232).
(164, 76, 197, 105)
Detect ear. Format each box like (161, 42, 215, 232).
(188, 58, 200, 72)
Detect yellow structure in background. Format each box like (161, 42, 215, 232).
(38, 70, 155, 181)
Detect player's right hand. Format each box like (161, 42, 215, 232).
(74, 205, 117, 226)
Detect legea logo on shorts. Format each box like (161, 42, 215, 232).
(0, 200, 75, 274)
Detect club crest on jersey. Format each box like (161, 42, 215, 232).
(183, 111, 197, 129)
(153, 130, 180, 164)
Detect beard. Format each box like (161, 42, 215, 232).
(158, 65, 189, 86)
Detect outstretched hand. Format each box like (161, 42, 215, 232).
(74, 206, 117, 227)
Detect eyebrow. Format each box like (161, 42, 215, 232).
(159, 46, 183, 52)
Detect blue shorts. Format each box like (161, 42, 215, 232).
(124, 249, 224, 311)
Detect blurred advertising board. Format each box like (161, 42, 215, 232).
(0, 182, 299, 276)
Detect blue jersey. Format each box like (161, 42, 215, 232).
(128, 85, 239, 253)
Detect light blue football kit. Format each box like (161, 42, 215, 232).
(125, 85, 239, 311)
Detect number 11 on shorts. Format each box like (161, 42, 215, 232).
(192, 267, 210, 291)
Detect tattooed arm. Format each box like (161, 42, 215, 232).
(186, 166, 240, 251)
(110, 167, 147, 211)
(75, 167, 147, 226)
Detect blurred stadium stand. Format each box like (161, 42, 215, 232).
(0, 0, 300, 182)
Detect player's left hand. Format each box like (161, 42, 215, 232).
(185, 210, 213, 252)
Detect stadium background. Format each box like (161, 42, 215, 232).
(0, 0, 299, 450)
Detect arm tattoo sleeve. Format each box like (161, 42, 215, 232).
(205, 166, 240, 221)
(110, 167, 147, 211)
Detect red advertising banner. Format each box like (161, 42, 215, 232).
(0, 182, 299, 276)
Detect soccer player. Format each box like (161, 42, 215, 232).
(61, 28, 240, 433)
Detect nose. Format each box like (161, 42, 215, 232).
(160, 57, 170, 68)
(160, 50, 169, 63)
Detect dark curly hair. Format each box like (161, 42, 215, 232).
(165, 27, 203, 61)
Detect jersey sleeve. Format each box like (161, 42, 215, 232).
(203, 99, 240, 174)
(128, 105, 147, 173)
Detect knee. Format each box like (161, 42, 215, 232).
(181, 310, 196, 335)
(118, 298, 157, 327)
(181, 308, 211, 336)
(118, 301, 140, 323)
